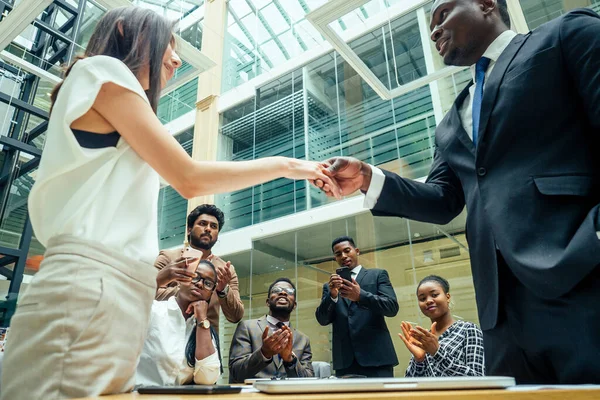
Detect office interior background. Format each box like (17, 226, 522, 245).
(0, 0, 598, 381)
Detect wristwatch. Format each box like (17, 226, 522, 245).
(216, 284, 230, 298)
(197, 319, 210, 329)
(283, 352, 298, 368)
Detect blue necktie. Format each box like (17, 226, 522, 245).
(472, 57, 491, 146)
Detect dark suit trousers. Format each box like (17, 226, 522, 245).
(484, 253, 600, 384)
(335, 359, 394, 378)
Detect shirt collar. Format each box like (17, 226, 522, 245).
(350, 265, 363, 276)
(167, 296, 196, 324)
(470, 30, 517, 82)
(266, 315, 290, 328)
(167, 296, 181, 311)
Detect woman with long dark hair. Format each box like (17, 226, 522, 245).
(0, 6, 338, 399)
(137, 260, 223, 386)
(398, 275, 485, 377)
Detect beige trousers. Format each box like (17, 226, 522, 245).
(0, 235, 157, 400)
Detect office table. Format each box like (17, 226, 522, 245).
(76, 387, 600, 400)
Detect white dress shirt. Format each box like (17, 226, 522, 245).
(136, 297, 221, 386)
(364, 31, 517, 208)
(331, 265, 362, 302)
(459, 30, 517, 140)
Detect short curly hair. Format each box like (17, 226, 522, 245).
(187, 204, 225, 231)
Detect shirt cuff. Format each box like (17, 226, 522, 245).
(330, 296, 339, 303)
(597, 231, 600, 240)
(194, 351, 221, 385)
(363, 165, 385, 209)
(261, 350, 273, 362)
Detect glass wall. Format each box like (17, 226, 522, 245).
(519, 0, 600, 29)
(216, 4, 440, 231)
(221, 0, 418, 93)
(216, 211, 473, 381)
(157, 128, 193, 249)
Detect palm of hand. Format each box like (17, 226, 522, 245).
(279, 330, 293, 361)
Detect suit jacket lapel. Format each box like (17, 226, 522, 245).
(477, 34, 528, 149)
(448, 83, 476, 156)
(355, 267, 367, 287)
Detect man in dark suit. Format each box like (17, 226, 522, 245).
(316, 0, 600, 384)
(316, 236, 398, 377)
(229, 278, 314, 383)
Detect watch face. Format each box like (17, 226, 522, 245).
(202, 320, 210, 329)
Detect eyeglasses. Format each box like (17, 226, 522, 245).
(271, 286, 295, 296)
(191, 275, 216, 291)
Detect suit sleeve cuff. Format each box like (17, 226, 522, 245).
(363, 165, 385, 209)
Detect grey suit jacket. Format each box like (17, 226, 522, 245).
(228, 316, 314, 383)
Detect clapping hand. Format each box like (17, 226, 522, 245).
(409, 322, 440, 356)
(208, 255, 233, 292)
(398, 321, 426, 362)
(278, 325, 295, 363)
(260, 326, 291, 359)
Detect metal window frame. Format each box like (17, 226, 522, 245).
(306, 0, 462, 101)
(0, 0, 54, 52)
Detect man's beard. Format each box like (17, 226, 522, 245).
(189, 234, 216, 251)
(268, 300, 293, 315)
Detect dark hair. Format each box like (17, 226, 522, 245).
(50, 6, 176, 113)
(187, 204, 225, 231)
(496, 0, 511, 27)
(331, 236, 356, 251)
(417, 275, 450, 295)
(185, 259, 217, 368)
(198, 259, 217, 278)
(268, 277, 296, 296)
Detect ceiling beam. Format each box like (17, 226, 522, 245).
(0, 0, 53, 52)
(0, 50, 61, 84)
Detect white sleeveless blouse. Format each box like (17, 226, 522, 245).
(28, 56, 160, 263)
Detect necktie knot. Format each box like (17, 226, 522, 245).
(276, 322, 285, 329)
(476, 57, 491, 76)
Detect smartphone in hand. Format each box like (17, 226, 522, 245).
(336, 267, 352, 281)
(182, 246, 203, 259)
(182, 247, 202, 273)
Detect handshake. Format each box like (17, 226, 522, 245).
(297, 156, 373, 199)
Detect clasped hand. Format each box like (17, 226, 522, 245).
(398, 321, 440, 362)
(311, 157, 371, 198)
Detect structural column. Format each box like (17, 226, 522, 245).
(188, 0, 228, 212)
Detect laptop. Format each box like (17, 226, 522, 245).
(254, 376, 516, 393)
(244, 377, 319, 384)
